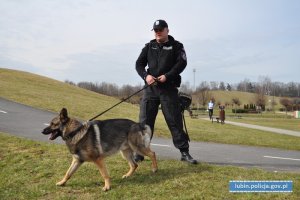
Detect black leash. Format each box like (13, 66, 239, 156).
(88, 83, 153, 121)
(182, 111, 190, 142)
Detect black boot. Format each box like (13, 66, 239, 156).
(181, 152, 198, 164)
(134, 154, 144, 162)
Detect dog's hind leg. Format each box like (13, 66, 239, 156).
(56, 155, 82, 186)
(137, 148, 158, 173)
(94, 157, 111, 192)
(120, 149, 138, 179)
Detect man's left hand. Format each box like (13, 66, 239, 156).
(157, 75, 167, 83)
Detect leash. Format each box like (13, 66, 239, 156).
(88, 82, 155, 121)
(182, 111, 190, 142)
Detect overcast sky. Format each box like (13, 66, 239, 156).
(1, 0, 299, 87)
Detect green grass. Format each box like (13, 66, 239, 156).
(1, 68, 300, 151)
(228, 117, 300, 132)
(0, 132, 299, 200)
(186, 118, 300, 151)
(0, 68, 139, 120)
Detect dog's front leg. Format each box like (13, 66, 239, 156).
(56, 156, 82, 186)
(94, 157, 111, 191)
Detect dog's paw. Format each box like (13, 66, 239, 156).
(102, 185, 111, 192)
(56, 181, 66, 186)
(122, 174, 129, 179)
(152, 168, 158, 173)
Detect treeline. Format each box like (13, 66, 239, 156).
(65, 80, 144, 104)
(65, 77, 300, 112)
(179, 78, 300, 97)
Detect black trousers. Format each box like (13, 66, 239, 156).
(208, 109, 213, 119)
(139, 85, 189, 151)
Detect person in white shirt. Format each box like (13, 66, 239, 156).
(208, 100, 214, 119)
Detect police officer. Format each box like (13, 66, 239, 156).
(135, 19, 197, 164)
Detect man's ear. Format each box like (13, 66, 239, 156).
(60, 108, 69, 122)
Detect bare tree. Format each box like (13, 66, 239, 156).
(254, 86, 267, 111)
(258, 76, 272, 95)
(219, 82, 226, 90)
(179, 81, 193, 94)
(292, 98, 300, 112)
(195, 81, 211, 107)
(210, 81, 219, 90)
(280, 98, 292, 116)
(232, 97, 241, 115)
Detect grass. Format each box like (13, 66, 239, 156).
(0, 68, 139, 120)
(227, 116, 300, 132)
(185, 117, 300, 151)
(0, 132, 299, 200)
(1, 68, 300, 151)
(192, 109, 300, 132)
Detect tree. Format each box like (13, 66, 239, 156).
(258, 76, 272, 95)
(254, 77, 269, 111)
(232, 97, 241, 115)
(210, 81, 219, 90)
(195, 81, 211, 107)
(292, 98, 300, 111)
(226, 83, 232, 91)
(280, 98, 292, 116)
(179, 81, 193, 94)
(219, 82, 226, 90)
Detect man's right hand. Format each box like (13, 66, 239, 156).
(145, 75, 157, 85)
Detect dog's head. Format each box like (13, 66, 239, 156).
(42, 108, 70, 140)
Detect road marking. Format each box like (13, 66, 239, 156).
(44, 123, 50, 126)
(0, 110, 7, 113)
(151, 143, 171, 147)
(264, 155, 300, 161)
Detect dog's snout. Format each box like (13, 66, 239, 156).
(42, 127, 51, 135)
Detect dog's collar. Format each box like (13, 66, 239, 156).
(62, 121, 92, 141)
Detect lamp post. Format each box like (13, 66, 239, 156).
(193, 68, 196, 91)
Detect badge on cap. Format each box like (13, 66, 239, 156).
(155, 21, 159, 25)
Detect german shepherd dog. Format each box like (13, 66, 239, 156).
(42, 108, 157, 191)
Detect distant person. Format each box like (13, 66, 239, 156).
(135, 19, 197, 164)
(208, 100, 214, 119)
(219, 105, 225, 124)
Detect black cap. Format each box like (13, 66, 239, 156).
(152, 19, 168, 30)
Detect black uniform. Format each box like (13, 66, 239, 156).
(136, 35, 189, 151)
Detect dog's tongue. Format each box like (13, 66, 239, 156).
(49, 133, 55, 140)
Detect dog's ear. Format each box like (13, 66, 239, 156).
(60, 108, 69, 122)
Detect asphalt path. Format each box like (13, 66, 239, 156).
(1, 97, 300, 172)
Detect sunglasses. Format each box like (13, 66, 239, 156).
(154, 28, 164, 33)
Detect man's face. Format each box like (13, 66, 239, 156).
(154, 27, 169, 43)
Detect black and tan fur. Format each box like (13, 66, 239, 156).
(42, 108, 157, 191)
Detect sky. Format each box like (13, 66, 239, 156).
(0, 0, 299, 87)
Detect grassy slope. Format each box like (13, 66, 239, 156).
(1, 68, 300, 151)
(0, 68, 139, 120)
(209, 90, 283, 110)
(0, 132, 299, 200)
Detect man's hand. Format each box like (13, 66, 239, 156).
(157, 75, 167, 83)
(145, 75, 157, 85)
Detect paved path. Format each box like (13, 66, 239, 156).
(1, 97, 300, 172)
(201, 117, 300, 137)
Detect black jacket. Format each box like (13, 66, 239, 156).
(136, 35, 187, 88)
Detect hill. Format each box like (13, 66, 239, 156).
(192, 90, 283, 111)
(0, 68, 139, 120)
